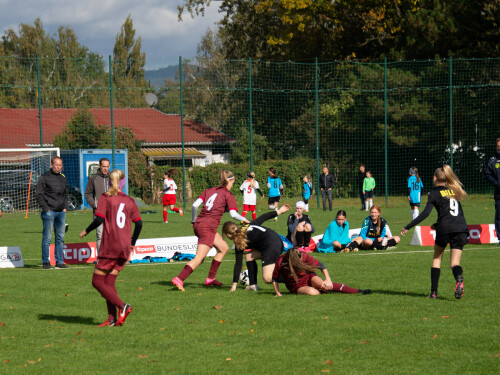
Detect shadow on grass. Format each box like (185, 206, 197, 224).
(370, 289, 429, 298)
(38, 314, 97, 325)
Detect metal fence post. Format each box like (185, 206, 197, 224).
(180, 56, 186, 210)
(108, 56, 115, 169)
(36, 54, 43, 147)
(449, 57, 453, 168)
(384, 58, 388, 206)
(315, 57, 320, 208)
(248, 58, 254, 170)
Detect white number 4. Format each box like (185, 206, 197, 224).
(116, 203, 126, 228)
(205, 193, 218, 211)
(449, 198, 459, 216)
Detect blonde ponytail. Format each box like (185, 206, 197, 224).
(106, 169, 125, 196)
(222, 221, 249, 249)
(219, 170, 234, 187)
(434, 165, 467, 201)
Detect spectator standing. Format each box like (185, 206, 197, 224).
(484, 138, 500, 245)
(302, 175, 313, 212)
(363, 171, 376, 211)
(319, 166, 335, 211)
(36, 156, 68, 269)
(358, 164, 367, 211)
(84, 158, 110, 254)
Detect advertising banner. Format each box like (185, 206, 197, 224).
(0, 246, 24, 268)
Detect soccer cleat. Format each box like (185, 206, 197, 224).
(42, 263, 52, 270)
(116, 304, 133, 326)
(179, 209, 183, 216)
(428, 291, 437, 299)
(164, 221, 168, 223)
(205, 278, 224, 287)
(55, 263, 68, 269)
(172, 277, 185, 291)
(454, 277, 464, 299)
(65, 223, 69, 233)
(358, 289, 372, 295)
(98, 318, 116, 327)
(245, 284, 259, 291)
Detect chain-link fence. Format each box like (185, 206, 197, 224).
(1, 56, 498, 210)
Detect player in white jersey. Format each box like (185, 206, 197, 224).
(240, 172, 264, 220)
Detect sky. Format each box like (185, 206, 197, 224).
(0, 0, 223, 69)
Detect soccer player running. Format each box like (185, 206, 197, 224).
(172, 170, 249, 291)
(80, 170, 142, 326)
(272, 247, 371, 296)
(401, 165, 467, 300)
(162, 169, 183, 223)
(408, 167, 424, 220)
(222, 204, 291, 292)
(240, 171, 264, 220)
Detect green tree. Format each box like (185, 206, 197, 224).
(53, 108, 105, 149)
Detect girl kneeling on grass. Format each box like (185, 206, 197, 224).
(272, 248, 371, 296)
(344, 205, 400, 252)
(80, 170, 142, 327)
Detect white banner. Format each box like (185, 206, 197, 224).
(0, 246, 24, 268)
(132, 236, 216, 260)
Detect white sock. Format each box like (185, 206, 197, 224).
(369, 200, 373, 209)
(412, 209, 419, 220)
(305, 203, 309, 211)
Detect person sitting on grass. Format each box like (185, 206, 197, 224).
(317, 210, 350, 253)
(344, 205, 400, 252)
(272, 247, 371, 296)
(286, 201, 314, 249)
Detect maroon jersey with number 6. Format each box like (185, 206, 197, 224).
(195, 186, 239, 228)
(95, 192, 141, 259)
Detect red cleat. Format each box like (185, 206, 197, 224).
(116, 304, 132, 326)
(205, 278, 224, 287)
(98, 318, 116, 327)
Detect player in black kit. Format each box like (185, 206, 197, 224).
(401, 165, 467, 300)
(222, 204, 290, 291)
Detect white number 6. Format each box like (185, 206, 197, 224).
(116, 203, 126, 228)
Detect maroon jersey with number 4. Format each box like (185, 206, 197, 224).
(195, 186, 239, 228)
(95, 192, 141, 259)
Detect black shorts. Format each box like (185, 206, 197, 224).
(435, 231, 468, 250)
(409, 202, 421, 207)
(268, 196, 281, 205)
(365, 190, 374, 199)
(261, 239, 284, 266)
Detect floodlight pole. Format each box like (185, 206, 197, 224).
(109, 56, 115, 169)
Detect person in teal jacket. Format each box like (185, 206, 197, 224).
(363, 170, 376, 211)
(317, 210, 350, 253)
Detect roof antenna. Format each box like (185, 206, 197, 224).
(145, 92, 158, 107)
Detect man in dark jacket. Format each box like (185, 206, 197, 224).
(36, 156, 68, 269)
(484, 138, 500, 245)
(319, 166, 335, 211)
(84, 158, 110, 254)
(358, 164, 367, 211)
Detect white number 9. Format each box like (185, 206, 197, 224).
(449, 198, 459, 216)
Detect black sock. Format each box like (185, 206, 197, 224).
(295, 231, 305, 247)
(246, 260, 258, 285)
(452, 265, 463, 281)
(431, 267, 441, 293)
(373, 241, 385, 250)
(339, 244, 346, 250)
(303, 231, 312, 247)
(387, 239, 397, 247)
(347, 241, 359, 251)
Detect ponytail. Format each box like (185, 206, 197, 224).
(222, 221, 249, 249)
(286, 248, 317, 283)
(435, 165, 466, 201)
(371, 205, 382, 235)
(248, 171, 256, 188)
(410, 166, 420, 183)
(106, 169, 125, 196)
(219, 170, 235, 187)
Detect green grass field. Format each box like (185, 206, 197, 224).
(1, 196, 499, 374)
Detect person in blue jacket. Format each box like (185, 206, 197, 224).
(302, 175, 313, 212)
(408, 167, 424, 220)
(317, 210, 350, 253)
(344, 205, 400, 252)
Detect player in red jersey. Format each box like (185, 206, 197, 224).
(272, 248, 371, 296)
(80, 170, 142, 326)
(172, 170, 249, 291)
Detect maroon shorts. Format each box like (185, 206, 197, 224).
(243, 204, 256, 212)
(287, 273, 317, 294)
(162, 194, 176, 206)
(95, 257, 127, 272)
(193, 222, 218, 247)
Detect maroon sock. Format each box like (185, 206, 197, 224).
(331, 282, 358, 294)
(252, 212, 256, 220)
(172, 207, 180, 213)
(163, 210, 168, 222)
(207, 260, 222, 279)
(177, 265, 194, 282)
(104, 274, 121, 319)
(92, 273, 124, 308)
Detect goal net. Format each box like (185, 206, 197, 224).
(0, 148, 60, 213)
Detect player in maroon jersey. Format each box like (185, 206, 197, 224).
(272, 248, 371, 296)
(80, 170, 142, 326)
(172, 170, 249, 291)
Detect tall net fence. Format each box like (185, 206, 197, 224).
(0, 55, 498, 210)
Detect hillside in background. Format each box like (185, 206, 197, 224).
(145, 65, 178, 88)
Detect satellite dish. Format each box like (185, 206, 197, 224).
(145, 92, 158, 107)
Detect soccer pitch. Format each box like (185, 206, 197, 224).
(1, 196, 499, 374)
